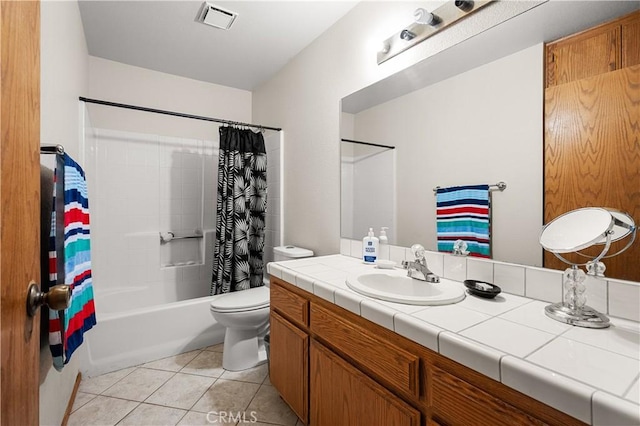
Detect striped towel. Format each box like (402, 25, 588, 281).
(436, 184, 491, 258)
(48, 153, 96, 371)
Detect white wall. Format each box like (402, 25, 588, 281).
(87, 56, 252, 140)
(342, 145, 396, 244)
(353, 44, 543, 266)
(39, 1, 89, 424)
(252, 1, 539, 256)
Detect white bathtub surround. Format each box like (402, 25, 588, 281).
(82, 296, 225, 377)
(85, 129, 217, 312)
(268, 254, 640, 424)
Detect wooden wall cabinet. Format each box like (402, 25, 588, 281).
(546, 10, 639, 87)
(269, 277, 585, 426)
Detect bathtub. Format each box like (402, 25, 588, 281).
(81, 295, 225, 377)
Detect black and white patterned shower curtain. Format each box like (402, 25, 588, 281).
(211, 127, 267, 295)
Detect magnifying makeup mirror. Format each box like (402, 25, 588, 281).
(539, 207, 636, 328)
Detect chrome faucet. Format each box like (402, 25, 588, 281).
(402, 244, 440, 283)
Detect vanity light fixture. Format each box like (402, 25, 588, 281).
(195, 2, 238, 30)
(377, 0, 493, 65)
(539, 207, 636, 328)
(400, 29, 417, 41)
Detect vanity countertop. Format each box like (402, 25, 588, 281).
(267, 254, 640, 426)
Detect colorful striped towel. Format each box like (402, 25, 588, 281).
(436, 184, 491, 258)
(48, 153, 96, 371)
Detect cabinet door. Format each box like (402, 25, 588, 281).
(430, 366, 544, 426)
(622, 16, 640, 67)
(310, 340, 420, 426)
(546, 26, 619, 87)
(270, 311, 308, 423)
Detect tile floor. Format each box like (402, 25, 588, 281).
(69, 344, 303, 426)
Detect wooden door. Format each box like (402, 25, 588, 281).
(310, 340, 420, 426)
(269, 311, 308, 423)
(544, 65, 640, 281)
(0, 1, 41, 425)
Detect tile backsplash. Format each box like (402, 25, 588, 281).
(340, 239, 640, 322)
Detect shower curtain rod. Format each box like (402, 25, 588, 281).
(79, 97, 282, 132)
(341, 138, 395, 150)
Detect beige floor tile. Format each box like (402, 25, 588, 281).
(220, 363, 268, 384)
(247, 384, 298, 426)
(177, 410, 235, 425)
(146, 373, 216, 410)
(144, 350, 202, 372)
(102, 367, 174, 402)
(191, 379, 260, 414)
(262, 373, 271, 386)
(181, 350, 225, 377)
(71, 391, 96, 413)
(67, 395, 138, 426)
(78, 367, 136, 395)
(203, 343, 224, 352)
(119, 403, 187, 426)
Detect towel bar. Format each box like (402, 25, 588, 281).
(433, 181, 506, 194)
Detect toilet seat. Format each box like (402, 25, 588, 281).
(210, 286, 270, 313)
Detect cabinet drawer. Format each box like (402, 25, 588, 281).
(310, 303, 420, 397)
(270, 278, 309, 327)
(431, 365, 544, 426)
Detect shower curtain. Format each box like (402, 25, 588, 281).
(211, 126, 267, 295)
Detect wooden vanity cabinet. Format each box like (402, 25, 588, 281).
(269, 277, 585, 426)
(269, 281, 310, 423)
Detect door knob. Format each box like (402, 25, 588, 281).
(26, 281, 71, 316)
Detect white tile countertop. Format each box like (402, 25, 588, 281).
(267, 255, 640, 426)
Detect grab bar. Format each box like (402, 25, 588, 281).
(160, 230, 203, 244)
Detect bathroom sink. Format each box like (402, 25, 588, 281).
(346, 270, 466, 305)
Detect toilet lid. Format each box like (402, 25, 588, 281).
(210, 286, 270, 312)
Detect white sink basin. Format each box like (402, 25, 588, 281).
(346, 270, 466, 305)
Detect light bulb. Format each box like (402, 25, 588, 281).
(414, 8, 439, 26)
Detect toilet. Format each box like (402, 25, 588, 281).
(210, 245, 314, 371)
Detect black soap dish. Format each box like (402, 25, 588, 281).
(464, 280, 501, 299)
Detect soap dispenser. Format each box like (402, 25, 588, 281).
(379, 227, 389, 245)
(362, 228, 379, 263)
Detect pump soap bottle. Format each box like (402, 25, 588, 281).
(362, 228, 379, 263)
(379, 227, 389, 260)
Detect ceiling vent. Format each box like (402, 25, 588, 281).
(196, 2, 238, 30)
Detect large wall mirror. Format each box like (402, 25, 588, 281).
(340, 1, 639, 272)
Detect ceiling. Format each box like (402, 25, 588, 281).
(78, 1, 358, 91)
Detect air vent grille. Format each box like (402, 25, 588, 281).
(196, 2, 238, 30)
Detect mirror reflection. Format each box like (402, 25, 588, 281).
(340, 2, 639, 279)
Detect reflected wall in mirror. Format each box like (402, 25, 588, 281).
(342, 44, 543, 267)
(340, 138, 396, 244)
(340, 1, 639, 278)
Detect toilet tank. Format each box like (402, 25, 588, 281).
(273, 245, 314, 262)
